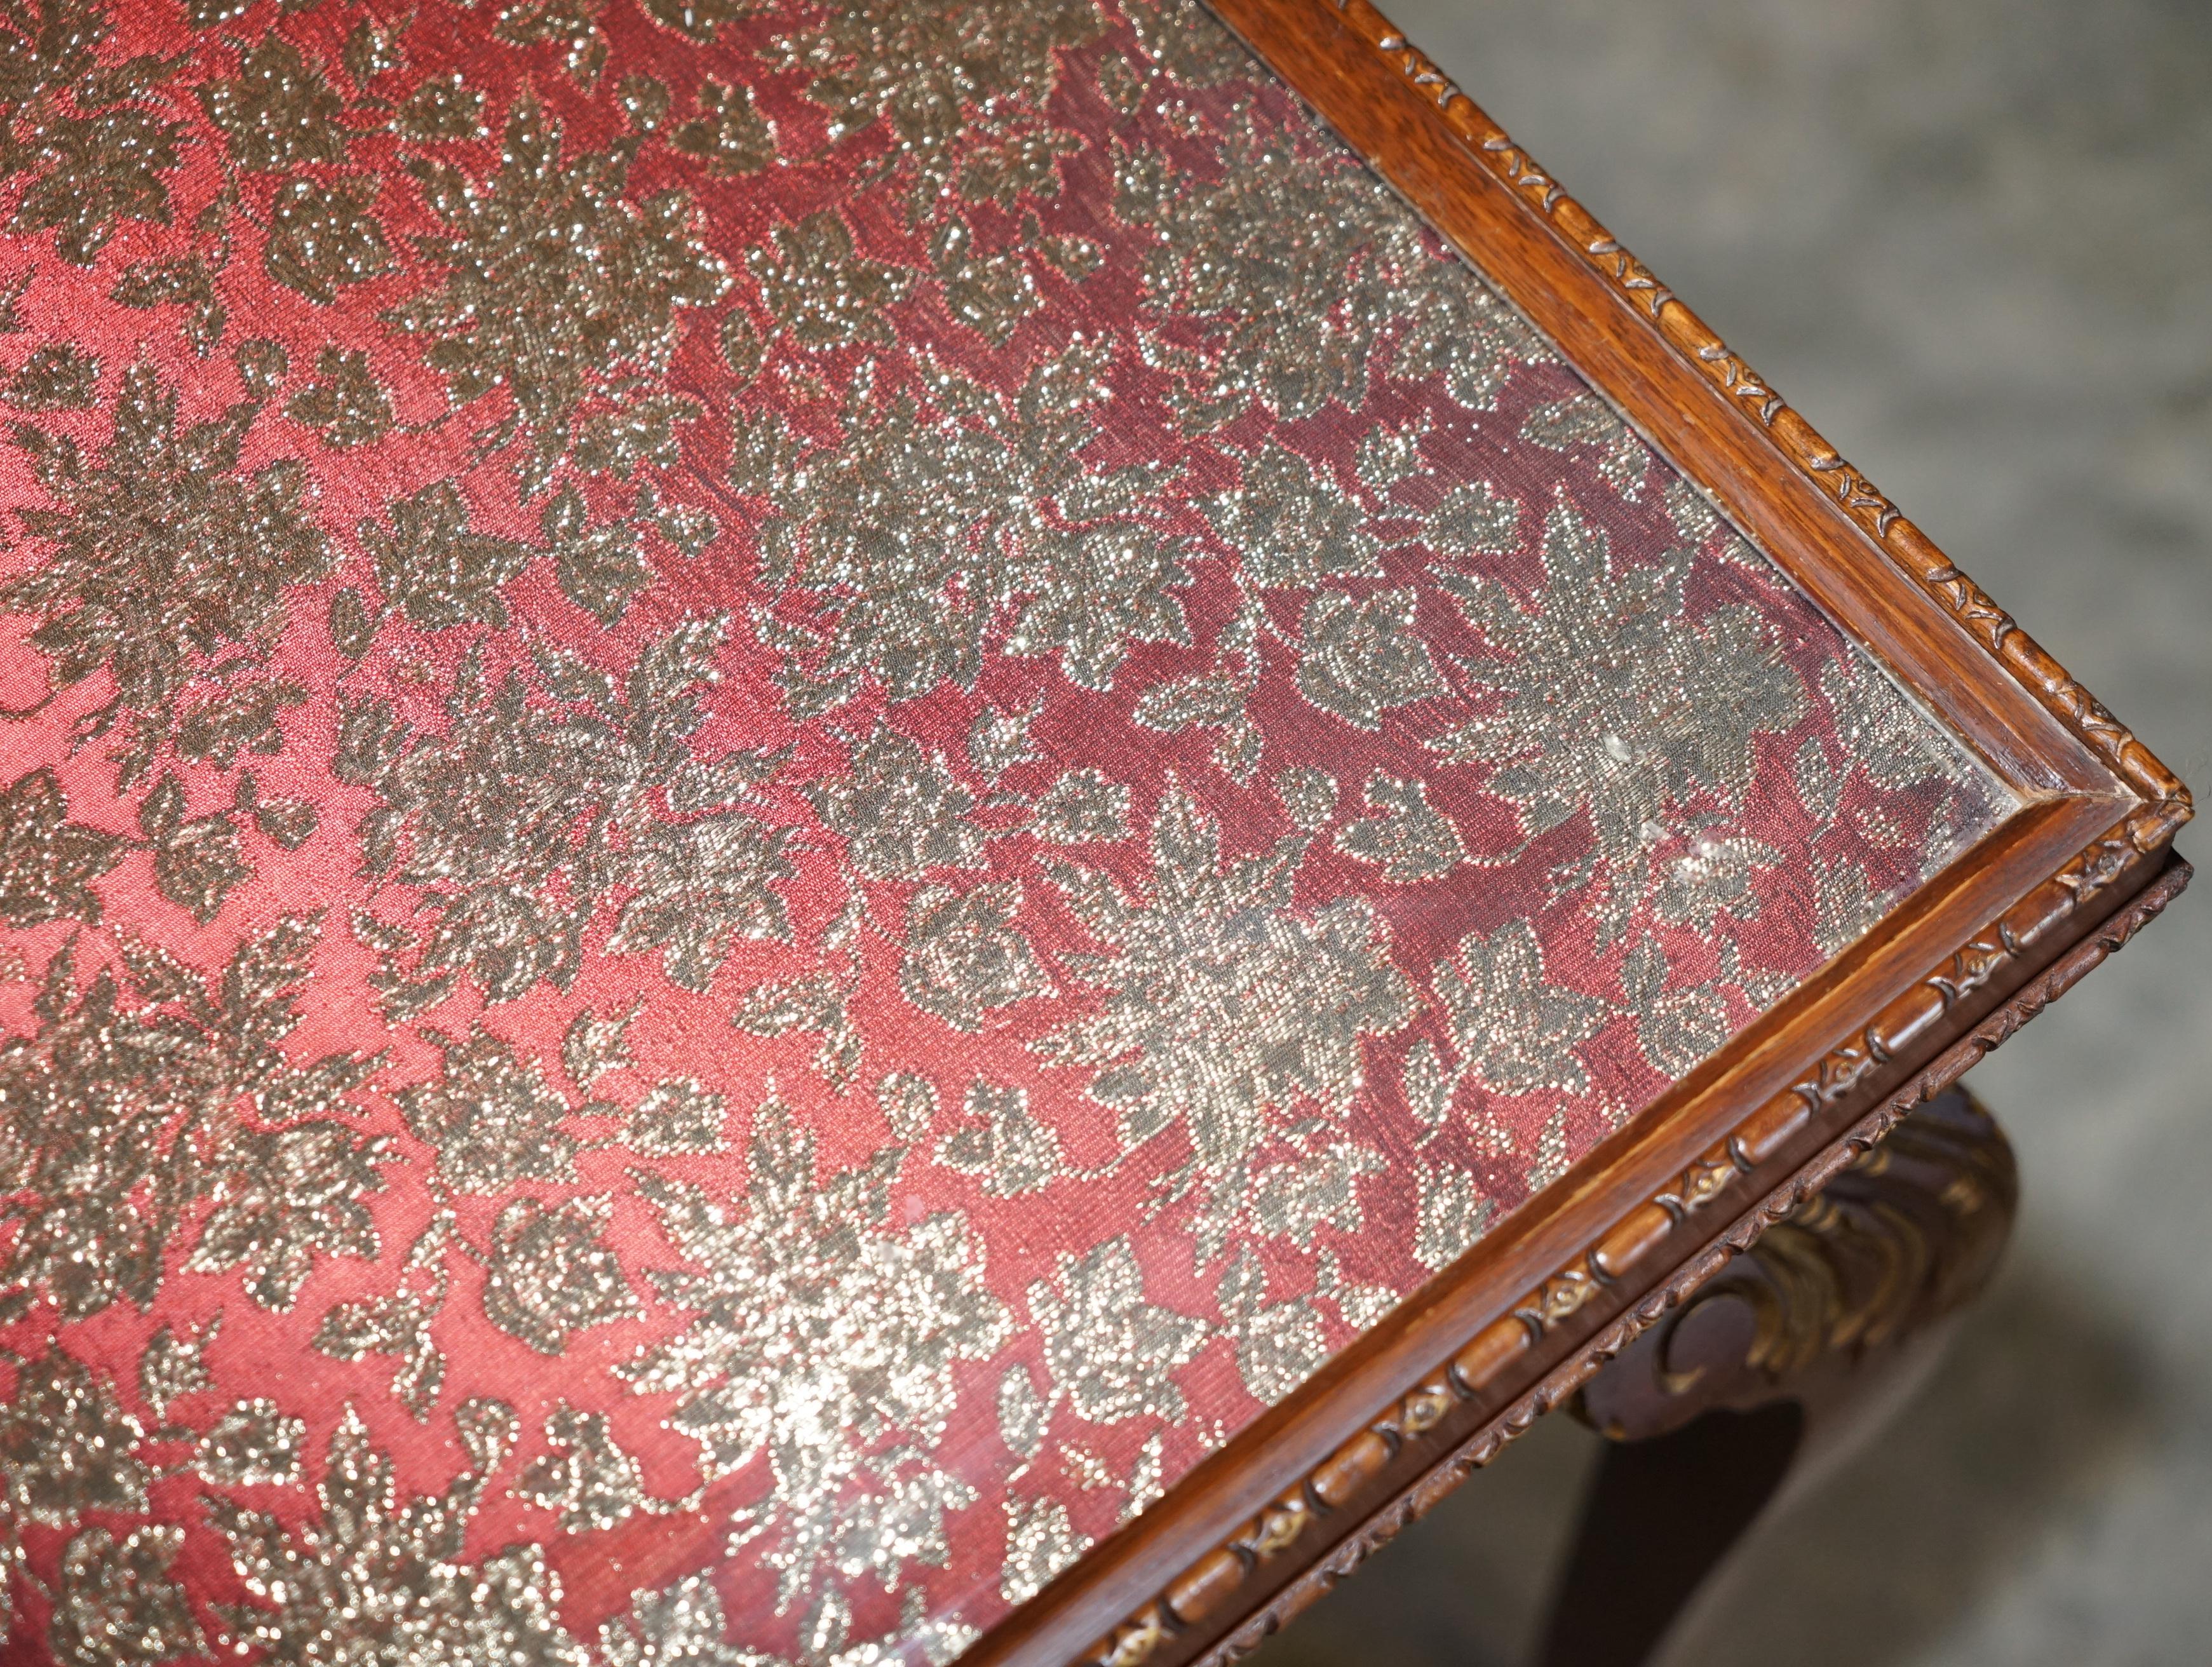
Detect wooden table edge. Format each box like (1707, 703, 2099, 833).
(960, 0, 2196, 1661)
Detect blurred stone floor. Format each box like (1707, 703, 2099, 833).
(1250, 2, 2212, 1663)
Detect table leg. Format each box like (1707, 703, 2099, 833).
(1536, 1087, 2018, 1667)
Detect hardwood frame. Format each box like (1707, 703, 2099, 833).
(964, 3, 2195, 1663)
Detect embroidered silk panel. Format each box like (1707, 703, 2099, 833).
(0, 0, 2011, 1659)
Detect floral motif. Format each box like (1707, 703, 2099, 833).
(398, 1027, 581, 1192)
(0, 919, 387, 1319)
(0, 0, 184, 265)
(741, 341, 1179, 716)
(196, 1398, 306, 1487)
(0, 767, 124, 926)
(1295, 586, 1448, 729)
(626, 1076, 729, 1154)
(480, 1195, 640, 1354)
(1001, 1495, 1083, 1605)
(49, 1525, 206, 1666)
(1433, 919, 1612, 1098)
(671, 79, 777, 175)
(771, 0, 1101, 212)
(4, 341, 98, 409)
(2, 363, 332, 783)
(597, 1575, 750, 1667)
(1118, 112, 1544, 425)
(266, 175, 393, 304)
(198, 32, 350, 172)
(513, 1403, 688, 1534)
(335, 619, 795, 1004)
(1030, 768, 1130, 844)
(621, 1095, 1009, 1605)
(0, 1347, 151, 1525)
(1431, 493, 1807, 868)
(208, 1401, 588, 1666)
(937, 1077, 1063, 1195)
(1027, 1236, 1206, 1425)
(286, 346, 396, 447)
(383, 95, 730, 496)
(1213, 1245, 1328, 1404)
(1035, 788, 1415, 1250)
(900, 880, 1051, 1031)
(750, 210, 912, 348)
(1334, 773, 1467, 882)
(1200, 442, 1379, 591)
(806, 724, 987, 879)
(0, 1, 2023, 1658)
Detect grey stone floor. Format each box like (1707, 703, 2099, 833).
(1251, 2, 2212, 1663)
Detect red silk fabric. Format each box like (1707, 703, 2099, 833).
(0, 1, 2003, 1660)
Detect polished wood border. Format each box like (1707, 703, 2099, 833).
(1180, 856, 2187, 1667)
(965, 3, 2192, 1663)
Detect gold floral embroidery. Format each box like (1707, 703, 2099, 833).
(621, 1095, 1009, 1605)
(479, 1194, 640, 1355)
(597, 1576, 751, 1667)
(49, 1525, 206, 1667)
(0, 0, 183, 265)
(1034, 788, 1414, 1255)
(395, 72, 486, 143)
(265, 174, 393, 303)
(197, 32, 350, 172)
(195, 1398, 306, 1487)
(1030, 767, 1130, 844)
(670, 79, 776, 175)
(900, 881, 1051, 1032)
(138, 1319, 215, 1420)
(3, 341, 98, 409)
(0, 768, 124, 926)
(0, 2, 2029, 1657)
(1001, 1495, 1083, 1605)
(1026, 1235, 1206, 1426)
(383, 93, 730, 497)
(286, 345, 397, 446)
(1430, 492, 1810, 912)
(804, 723, 990, 879)
(599, 1579, 974, 1667)
(1213, 1245, 1329, 1404)
(2, 362, 331, 785)
(0, 1347, 151, 1525)
(335, 619, 795, 1004)
(1117, 109, 1544, 426)
(1334, 773, 1468, 883)
(208, 1400, 588, 1666)
(936, 1077, 1064, 1194)
(741, 340, 1175, 718)
(513, 1403, 694, 1534)
(1294, 586, 1448, 731)
(311, 1215, 454, 1419)
(0, 919, 387, 1319)
(399, 1028, 581, 1191)
(771, 0, 1100, 212)
(626, 1076, 729, 1154)
(1431, 919, 1612, 1098)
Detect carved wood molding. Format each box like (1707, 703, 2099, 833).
(1578, 1088, 2018, 1443)
(1320, 0, 2190, 855)
(1078, 852, 2190, 1667)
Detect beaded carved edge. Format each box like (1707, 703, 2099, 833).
(1081, 854, 2190, 1667)
(1173, 854, 2190, 1667)
(1062, 3, 2195, 1663)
